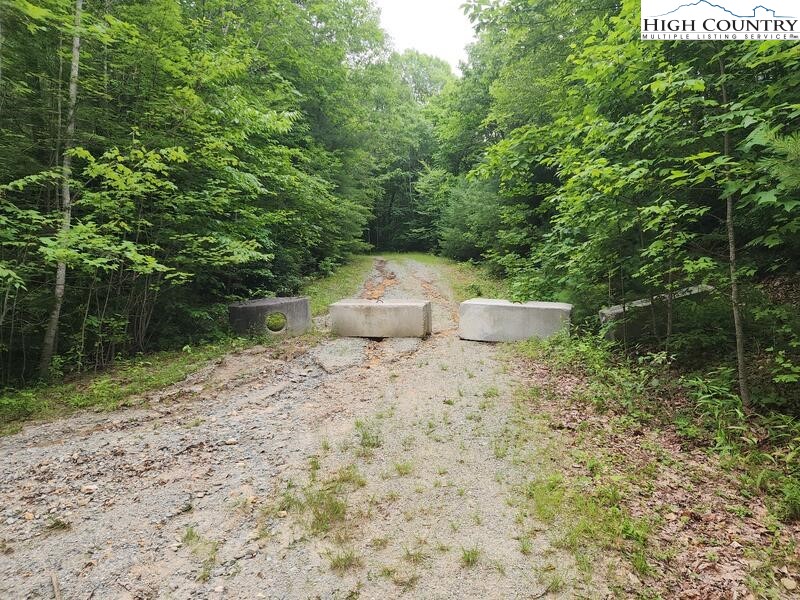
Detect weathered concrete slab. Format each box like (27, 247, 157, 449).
(229, 297, 311, 337)
(458, 299, 572, 342)
(599, 285, 714, 341)
(310, 338, 369, 373)
(330, 299, 432, 339)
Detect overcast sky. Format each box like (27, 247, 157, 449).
(373, 0, 476, 73)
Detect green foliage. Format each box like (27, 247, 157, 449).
(302, 255, 375, 316)
(0, 0, 450, 384)
(423, 0, 799, 411)
(0, 339, 245, 424)
(518, 332, 800, 522)
(0, 255, 367, 427)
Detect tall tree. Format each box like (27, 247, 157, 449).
(38, 0, 83, 378)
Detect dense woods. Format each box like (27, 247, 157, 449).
(1, 0, 798, 415)
(401, 0, 800, 415)
(0, 0, 449, 384)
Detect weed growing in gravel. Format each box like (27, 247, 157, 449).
(355, 419, 382, 450)
(265, 464, 366, 536)
(483, 387, 500, 398)
(540, 569, 566, 592)
(443, 398, 455, 406)
(230, 495, 256, 514)
(403, 546, 429, 565)
(380, 565, 420, 590)
(327, 548, 362, 572)
(45, 517, 71, 531)
(379, 565, 396, 578)
(460, 545, 481, 567)
(519, 536, 533, 555)
(305, 488, 347, 533)
(370, 536, 390, 549)
(493, 441, 509, 459)
(309, 455, 321, 480)
(182, 527, 219, 582)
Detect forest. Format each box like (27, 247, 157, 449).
(1, 2, 798, 449)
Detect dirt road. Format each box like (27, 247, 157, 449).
(1, 258, 592, 599)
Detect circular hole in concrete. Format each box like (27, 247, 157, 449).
(265, 312, 287, 333)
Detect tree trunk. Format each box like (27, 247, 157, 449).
(0, 15, 5, 118)
(718, 55, 751, 408)
(39, 0, 84, 379)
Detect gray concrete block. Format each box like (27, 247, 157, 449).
(458, 299, 572, 342)
(599, 285, 714, 341)
(330, 299, 432, 338)
(229, 297, 311, 337)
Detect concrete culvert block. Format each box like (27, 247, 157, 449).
(330, 299, 432, 339)
(229, 297, 311, 337)
(458, 299, 572, 342)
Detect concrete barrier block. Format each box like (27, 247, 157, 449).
(599, 285, 714, 341)
(458, 299, 571, 342)
(330, 299, 432, 338)
(229, 297, 311, 337)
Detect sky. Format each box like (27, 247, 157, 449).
(373, 0, 476, 73)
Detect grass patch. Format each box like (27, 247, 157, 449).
(0, 340, 245, 426)
(182, 526, 219, 582)
(519, 536, 533, 555)
(266, 464, 367, 537)
(327, 548, 362, 573)
(45, 517, 71, 532)
(394, 461, 413, 476)
(460, 545, 481, 568)
(303, 255, 376, 316)
(402, 545, 429, 565)
(380, 565, 420, 590)
(355, 418, 382, 450)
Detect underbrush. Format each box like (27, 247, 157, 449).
(0, 339, 250, 430)
(516, 331, 800, 523)
(0, 255, 376, 432)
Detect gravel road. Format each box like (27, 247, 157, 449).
(0, 258, 597, 599)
